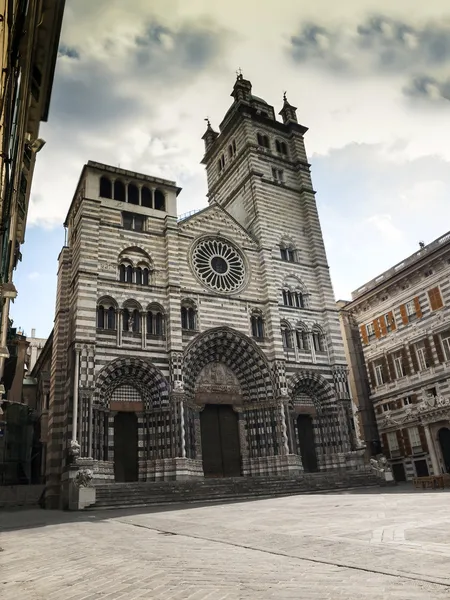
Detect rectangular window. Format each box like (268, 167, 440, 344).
(415, 341, 431, 371)
(366, 322, 375, 339)
(405, 300, 416, 320)
(403, 396, 412, 406)
(382, 402, 391, 412)
(387, 431, 399, 452)
(408, 427, 422, 454)
(384, 313, 395, 332)
(441, 333, 450, 361)
(374, 362, 384, 386)
(428, 286, 444, 311)
(122, 212, 145, 232)
(393, 353, 405, 378)
(426, 387, 437, 398)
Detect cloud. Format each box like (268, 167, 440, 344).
(27, 272, 40, 280)
(403, 75, 450, 102)
(289, 14, 450, 101)
(365, 214, 404, 243)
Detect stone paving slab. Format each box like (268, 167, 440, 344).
(1, 487, 450, 599)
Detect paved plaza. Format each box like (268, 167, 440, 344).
(1, 487, 450, 599)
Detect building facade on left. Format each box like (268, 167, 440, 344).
(0, 1, 65, 490)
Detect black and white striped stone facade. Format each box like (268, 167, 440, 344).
(44, 76, 362, 508)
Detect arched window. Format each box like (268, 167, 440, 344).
(125, 265, 133, 283)
(128, 183, 139, 205)
(132, 309, 141, 333)
(154, 189, 165, 211)
(282, 281, 307, 309)
(119, 264, 126, 283)
(281, 322, 293, 348)
(147, 306, 165, 337)
(97, 305, 105, 328)
(135, 267, 143, 285)
(312, 328, 325, 353)
(122, 309, 130, 332)
(143, 268, 149, 286)
(257, 133, 270, 149)
(251, 313, 264, 339)
(114, 180, 126, 202)
(99, 176, 112, 199)
(141, 186, 152, 208)
(275, 140, 288, 156)
(280, 243, 296, 262)
(292, 292, 305, 308)
(107, 306, 116, 330)
(295, 325, 309, 351)
(181, 304, 197, 330)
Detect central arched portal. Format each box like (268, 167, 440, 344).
(200, 404, 241, 477)
(114, 412, 138, 482)
(297, 414, 318, 473)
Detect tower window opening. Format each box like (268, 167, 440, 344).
(251, 313, 265, 339)
(154, 189, 166, 211)
(218, 154, 226, 173)
(128, 183, 139, 205)
(122, 212, 145, 232)
(272, 168, 284, 183)
(114, 180, 126, 202)
(141, 186, 152, 208)
(99, 176, 112, 199)
(257, 133, 270, 149)
(275, 140, 288, 156)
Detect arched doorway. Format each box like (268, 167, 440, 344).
(297, 414, 318, 473)
(200, 404, 241, 478)
(114, 412, 138, 482)
(438, 427, 450, 473)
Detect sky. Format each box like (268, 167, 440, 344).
(11, 0, 450, 338)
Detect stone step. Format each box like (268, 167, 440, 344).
(90, 472, 382, 510)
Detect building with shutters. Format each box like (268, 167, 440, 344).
(43, 74, 364, 509)
(340, 231, 450, 482)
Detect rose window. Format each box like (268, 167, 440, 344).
(192, 238, 246, 293)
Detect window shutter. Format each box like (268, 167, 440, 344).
(399, 304, 408, 325)
(423, 337, 434, 366)
(401, 347, 411, 375)
(387, 353, 395, 379)
(374, 318, 381, 339)
(380, 316, 387, 336)
(409, 345, 419, 372)
(360, 325, 368, 345)
(381, 356, 390, 382)
(381, 433, 390, 458)
(433, 334, 445, 363)
(402, 429, 412, 456)
(428, 286, 443, 311)
(396, 429, 405, 456)
(418, 425, 428, 453)
(388, 311, 396, 331)
(414, 296, 422, 318)
(368, 362, 376, 388)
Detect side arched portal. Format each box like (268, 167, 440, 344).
(91, 357, 176, 482)
(288, 370, 346, 472)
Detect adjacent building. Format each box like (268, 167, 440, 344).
(341, 231, 450, 481)
(43, 75, 362, 508)
(0, 0, 65, 381)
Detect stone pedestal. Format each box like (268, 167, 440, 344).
(68, 484, 96, 510)
(144, 458, 203, 481)
(242, 454, 301, 477)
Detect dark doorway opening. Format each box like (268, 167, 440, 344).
(200, 404, 241, 478)
(391, 462, 406, 482)
(414, 459, 429, 477)
(438, 427, 450, 473)
(114, 412, 138, 482)
(297, 414, 318, 473)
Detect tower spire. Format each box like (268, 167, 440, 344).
(231, 70, 252, 103)
(201, 117, 218, 152)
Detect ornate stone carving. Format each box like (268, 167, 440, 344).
(174, 380, 184, 391)
(73, 468, 94, 488)
(195, 362, 241, 396)
(370, 455, 392, 473)
(68, 439, 80, 458)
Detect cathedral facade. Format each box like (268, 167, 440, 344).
(45, 75, 361, 508)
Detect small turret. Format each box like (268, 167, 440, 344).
(201, 118, 219, 152)
(279, 92, 298, 124)
(231, 70, 252, 104)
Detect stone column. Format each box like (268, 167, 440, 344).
(424, 423, 441, 475)
(117, 309, 122, 347)
(280, 401, 289, 454)
(88, 395, 93, 458)
(72, 348, 81, 442)
(180, 398, 186, 458)
(141, 310, 146, 350)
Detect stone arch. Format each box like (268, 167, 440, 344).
(183, 326, 275, 403)
(94, 357, 170, 410)
(118, 246, 152, 264)
(288, 370, 335, 412)
(97, 295, 118, 309)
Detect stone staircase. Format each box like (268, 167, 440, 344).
(92, 470, 383, 510)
